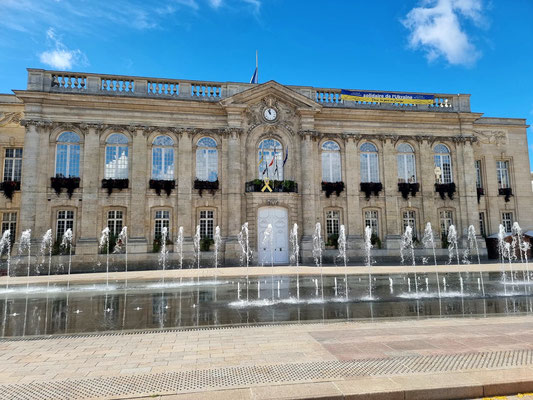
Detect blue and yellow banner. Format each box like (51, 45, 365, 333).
(341, 89, 434, 105)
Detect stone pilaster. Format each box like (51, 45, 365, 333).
(19, 122, 40, 236)
(343, 135, 363, 253)
(418, 137, 439, 242)
(176, 130, 194, 261)
(128, 128, 148, 252)
(382, 138, 401, 249)
(223, 129, 243, 265)
(76, 125, 100, 255)
(299, 131, 317, 263)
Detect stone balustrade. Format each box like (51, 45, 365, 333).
(26, 69, 470, 112)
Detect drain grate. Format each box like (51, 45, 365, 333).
(1, 349, 532, 400)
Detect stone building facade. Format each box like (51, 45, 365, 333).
(0, 68, 531, 266)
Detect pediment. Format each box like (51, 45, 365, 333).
(220, 80, 322, 111)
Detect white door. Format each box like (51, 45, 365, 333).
(257, 207, 289, 264)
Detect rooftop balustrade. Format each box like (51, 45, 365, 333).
(26, 69, 470, 112)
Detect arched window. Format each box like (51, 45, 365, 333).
(397, 143, 416, 183)
(152, 135, 174, 180)
(196, 137, 218, 182)
(434, 144, 452, 183)
(55, 132, 81, 178)
(321, 141, 341, 182)
(105, 134, 129, 179)
(360, 142, 379, 183)
(258, 138, 283, 180)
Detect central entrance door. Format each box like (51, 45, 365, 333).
(257, 207, 289, 264)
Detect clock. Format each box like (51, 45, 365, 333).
(263, 107, 277, 121)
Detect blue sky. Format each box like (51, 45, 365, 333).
(1, 0, 532, 169)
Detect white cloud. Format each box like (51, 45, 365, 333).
(39, 28, 87, 70)
(402, 0, 484, 66)
(209, 0, 223, 8)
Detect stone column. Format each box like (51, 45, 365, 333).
(300, 131, 317, 263)
(223, 129, 243, 265)
(382, 138, 401, 249)
(76, 125, 100, 255)
(344, 136, 363, 256)
(128, 128, 148, 253)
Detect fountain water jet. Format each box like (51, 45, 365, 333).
(99, 227, 110, 288)
(115, 226, 128, 276)
(467, 225, 485, 297)
(262, 224, 274, 300)
(40, 229, 53, 292)
(422, 223, 441, 298)
(400, 226, 418, 297)
(62, 229, 73, 290)
(290, 223, 300, 300)
(312, 223, 324, 301)
(364, 226, 373, 299)
(176, 226, 184, 269)
(214, 226, 221, 271)
(338, 225, 348, 299)
(158, 227, 169, 284)
(237, 223, 251, 301)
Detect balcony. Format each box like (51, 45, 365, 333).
(26, 69, 470, 112)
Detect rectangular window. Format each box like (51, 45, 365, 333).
(402, 210, 417, 238)
(475, 160, 483, 188)
(56, 210, 74, 241)
(439, 210, 453, 239)
(502, 212, 513, 233)
(107, 210, 123, 236)
(3, 148, 22, 182)
(397, 154, 416, 183)
(360, 153, 379, 183)
(199, 210, 214, 239)
(326, 210, 340, 238)
(434, 154, 452, 183)
(496, 161, 510, 189)
(364, 210, 379, 236)
(1, 212, 16, 241)
(154, 210, 170, 240)
(105, 145, 128, 179)
(479, 212, 486, 237)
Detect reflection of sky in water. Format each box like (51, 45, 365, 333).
(1, 273, 532, 338)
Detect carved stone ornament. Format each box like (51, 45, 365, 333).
(0, 112, 23, 127)
(474, 130, 507, 146)
(244, 96, 298, 135)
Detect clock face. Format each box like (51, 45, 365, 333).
(263, 107, 277, 121)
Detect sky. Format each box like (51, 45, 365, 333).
(1, 0, 532, 169)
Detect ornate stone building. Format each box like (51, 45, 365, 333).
(0, 68, 531, 265)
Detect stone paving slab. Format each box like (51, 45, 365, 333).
(0, 263, 516, 286)
(1, 316, 533, 399)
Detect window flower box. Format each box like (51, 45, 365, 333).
(435, 183, 456, 200)
(0, 180, 20, 200)
(477, 187, 484, 203)
(194, 179, 219, 196)
(360, 182, 382, 199)
(149, 179, 176, 196)
(101, 179, 129, 196)
(245, 179, 298, 193)
(498, 187, 513, 202)
(321, 181, 344, 198)
(398, 182, 419, 200)
(50, 176, 80, 199)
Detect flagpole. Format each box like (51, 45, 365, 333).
(256, 50, 258, 83)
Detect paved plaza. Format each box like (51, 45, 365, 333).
(1, 314, 533, 399)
